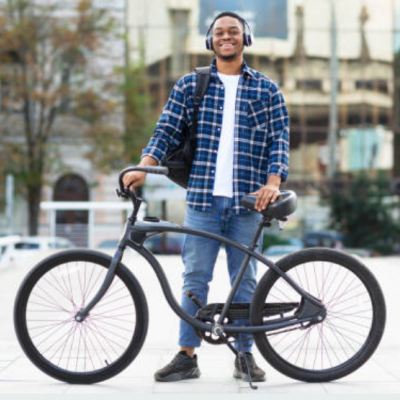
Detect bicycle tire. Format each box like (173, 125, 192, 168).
(14, 249, 148, 384)
(250, 248, 386, 382)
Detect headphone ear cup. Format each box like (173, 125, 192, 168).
(244, 33, 252, 47)
(205, 36, 213, 51)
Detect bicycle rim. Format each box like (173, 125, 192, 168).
(15, 251, 147, 381)
(251, 249, 385, 381)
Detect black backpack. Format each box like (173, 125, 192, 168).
(163, 66, 211, 188)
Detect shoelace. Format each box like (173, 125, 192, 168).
(168, 353, 188, 367)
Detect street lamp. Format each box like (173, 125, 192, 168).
(327, 0, 339, 179)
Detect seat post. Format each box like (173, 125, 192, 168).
(249, 217, 268, 251)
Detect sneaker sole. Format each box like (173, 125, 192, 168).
(155, 368, 201, 382)
(233, 369, 266, 382)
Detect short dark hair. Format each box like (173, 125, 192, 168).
(211, 11, 246, 31)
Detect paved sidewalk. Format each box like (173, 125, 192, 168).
(0, 250, 399, 394)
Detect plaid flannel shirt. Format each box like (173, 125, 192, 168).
(142, 59, 290, 214)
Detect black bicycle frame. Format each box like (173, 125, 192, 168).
(76, 215, 326, 335)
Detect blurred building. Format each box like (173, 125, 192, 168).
(1, 0, 400, 242)
(128, 0, 398, 180)
(125, 0, 400, 231)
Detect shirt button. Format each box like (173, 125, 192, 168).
(219, 106, 223, 110)
(220, 86, 224, 90)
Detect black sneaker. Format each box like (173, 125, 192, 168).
(154, 351, 201, 382)
(234, 352, 266, 382)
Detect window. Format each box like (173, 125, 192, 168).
(355, 79, 388, 94)
(14, 242, 40, 250)
(296, 79, 323, 91)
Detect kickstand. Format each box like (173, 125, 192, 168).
(215, 330, 258, 390)
(238, 338, 258, 390)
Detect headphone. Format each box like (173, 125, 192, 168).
(205, 11, 253, 51)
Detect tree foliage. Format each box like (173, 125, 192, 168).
(0, 0, 124, 234)
(329, 173, 400, 254)
(119, 59, 155, 165)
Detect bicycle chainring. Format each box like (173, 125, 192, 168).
(194, 303, 234, 345)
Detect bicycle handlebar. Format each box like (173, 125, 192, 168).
(118, 166, 169, 195)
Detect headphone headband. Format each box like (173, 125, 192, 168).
(205, 11, 253, 51)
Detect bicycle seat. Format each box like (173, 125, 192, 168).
(240, 190, 297, 220)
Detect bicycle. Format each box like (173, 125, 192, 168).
(14, 166, 386, 389)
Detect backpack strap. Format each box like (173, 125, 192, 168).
(193, 66, 212, 106)
(189, 66, 211, 140)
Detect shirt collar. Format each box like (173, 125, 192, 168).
(211, 58, 255, 79)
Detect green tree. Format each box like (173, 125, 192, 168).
(329, 173, 400, 254)
(0, 0, 122, 235)
(119, 60, 155, 165)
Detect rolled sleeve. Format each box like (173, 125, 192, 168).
(266, 89, 290, 182)
(142, 81, 188, 163)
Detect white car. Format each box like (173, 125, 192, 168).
(0, 236, 74, 268)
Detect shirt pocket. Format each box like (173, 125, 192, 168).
(247, 99, 269, 129)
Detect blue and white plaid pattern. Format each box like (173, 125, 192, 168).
(142, 59, 290, 214)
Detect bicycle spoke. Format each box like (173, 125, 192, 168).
(326, 314, 371, 330)
(263, 259, 375, 373)
(95, 294, 133, 309)
(28, 317, 74, 340)
(24, 259, 138, 374)
(85, 322, 118, 359)
(294, 327, 313, 366)
(88, 317, 135, 333)
(56, 322, 79, 368)
(32, 285, 70, 313)
(329, 309, 372, 320)
(88, 314, 136, 323)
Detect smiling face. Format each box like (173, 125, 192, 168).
(212, 16, 244, 61)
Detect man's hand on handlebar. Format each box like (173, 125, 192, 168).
(123, 171, 146, 191)
(122, 156, 158, 191)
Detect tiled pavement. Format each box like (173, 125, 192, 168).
(0, 250, 399, 394)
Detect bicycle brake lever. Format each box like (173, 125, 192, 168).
(115, 188, 129, 199)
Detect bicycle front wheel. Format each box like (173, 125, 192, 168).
(250, 248, 386, 382)
(14, 249, 148, 383)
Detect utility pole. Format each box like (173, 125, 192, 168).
(328, 0, 339, 179)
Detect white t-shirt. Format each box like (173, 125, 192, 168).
(213, 72, 240, 197)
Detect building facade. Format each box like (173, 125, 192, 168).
(1, 0, 400, 243)
(126, 0, 400, 232)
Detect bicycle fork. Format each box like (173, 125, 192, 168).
(75, 218, 133, 323)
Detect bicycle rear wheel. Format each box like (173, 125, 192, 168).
(14, 249, 148, 383)
(250, 248, 386, 382)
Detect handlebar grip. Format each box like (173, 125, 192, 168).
(121, 166, 168, 176)
(118, 165, 169, 191)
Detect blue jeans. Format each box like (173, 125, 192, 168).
(179, 196, 262, 352)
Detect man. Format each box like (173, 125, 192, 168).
(123, 11, 289, 383)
